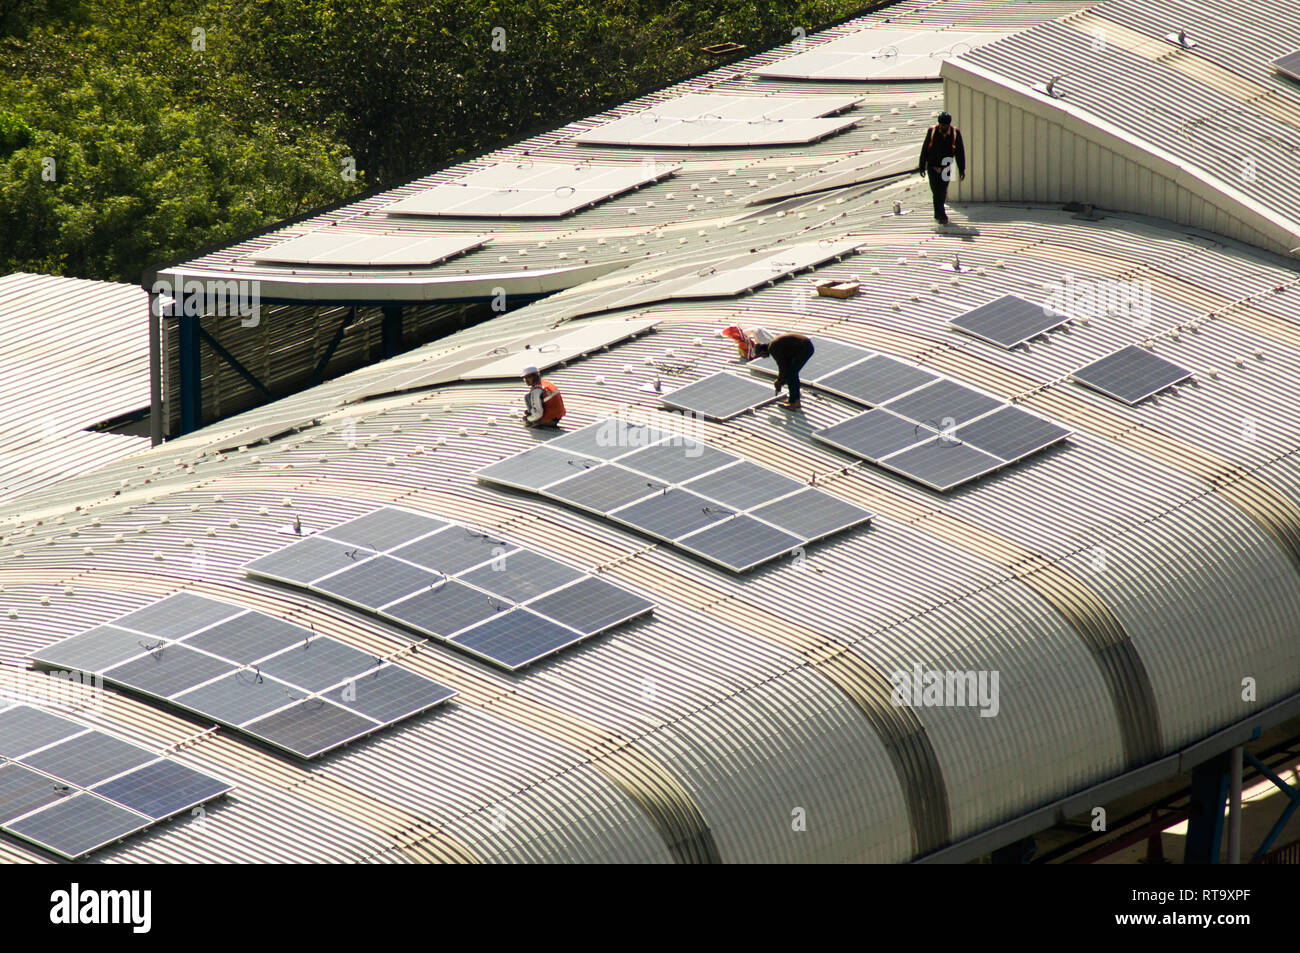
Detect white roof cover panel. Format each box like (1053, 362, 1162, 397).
(384, 162, 680, 218)
(251, 232, 490, 266)
(574, 94, 861, 147)
(754, 29, 1011, 81)
(461, 317, 662, 380)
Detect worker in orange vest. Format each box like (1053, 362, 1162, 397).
(522, 364, 566, 428)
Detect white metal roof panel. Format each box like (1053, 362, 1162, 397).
(755, 29, 1011, 80)
(251, 233, 490, 266)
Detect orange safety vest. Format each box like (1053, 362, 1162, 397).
(536, 379, 566, 424)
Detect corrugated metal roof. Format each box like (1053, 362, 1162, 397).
(6, 0, 1299, 864)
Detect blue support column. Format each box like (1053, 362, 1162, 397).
(1184, 753, 1229, 864)
(178, 314, 202, 435)
(381, 305, 404, 358)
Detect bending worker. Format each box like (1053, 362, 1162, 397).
(754, 332, 814, 410)
(917, 111, 966, 226)
(522, 364, 566, 428)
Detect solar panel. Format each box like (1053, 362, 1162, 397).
(450, 609, 586, 670)
(813, 409, 936, 460)
(750, 488, 874, 540)
(313, 555, 439, 610)
(745, 145, 917, 204)
(92, 759, 233, 820)
(473, 444, 603, 492)
(753, 29, 1010, 81)
(0, 706, 81, 758)
(948, 294, 1070, 349)
(618, 439, 735, 483)
(1070, 345, 1193, 405)
(749, 335, 872, 382)
(882, 438, 1005, 492)
(1274, 51, 1300, 82)
(5, 793, 150, 860)
(678, 516, 803, 572)
(547, 420, 667, 460)
(20, 733, 157, 788)
(115, 592, 240, 638)
(573, 94, 861, 147)
(660, 372, 778, 420)
(390, 528, 515, 574)
(180, 615, 307, 664)
(546, 465, 667, 512)
(682, 461, 806, 511)
(884, 378, 1005, 428)
(385, 580, 508, 636)
(952, 406, 1071, 462)
(613, 488, 734, 539)
(0, 764, 69, 823)
(28, 596, 458, 758)
(817, 356, 939, 406)
(324, 665, 457, 723)
(477, 420, 874, 571)
(244, 700, 380, 759)
(245, 536, 378, 586)
(251, 232, 488, 267)
(384, 162, 679, 218)
(172, 672, 300, 726)
(257, 637, 381, 694)
(28, 625, 150, 675)
(459, 550, 585, 604)
(320, 508, 448, 550)
(525, 577, 655, 635)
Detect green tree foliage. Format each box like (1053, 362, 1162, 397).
(1, 0, 872, 283)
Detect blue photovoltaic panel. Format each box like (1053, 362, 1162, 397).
(813, 409, 935, 460)
(451, 609, 585, 670)
(92, 758, 233, 820)
(613, 488, 734, 539)
(749, 336, 871, 382)
(324, 665, 457, 723)
(0, 764, 70, 823)
(683, 461, 806, 511)
(459, 550, 585, 604)
(313, 555, 439, 610)
(245, 699, 380, 759)
(525, 577, 654, 635)
(114, 592, 241, 638)
(816, 355, 938, 406)
(547, 421, 667, 460)
(245, 536, 378, 585)
(320, 508, 448, 550)
(948, 294, 1069, 349)
(19, 732, 156, 788)
(679, 516, 802, 572)
(172, 671, 301, 726)
(0, 706, 82, 759)
(1271, 51, 1300, 83)
(473, 445, 601, 492)
(385, 580, 507, 636)
(883, 437, 1005, 492)
(660, 371, 778, 420)
(750, 488, 873, 540)
(1070, 345, 1192, 405)
(180, 614, 306, 664)
(104, 645, 235, 699)
(617, 439, 734, 483)
(884, 378, 1004, 428)
(952, 406, 1071, 462)
(5, 793, 149, 860)
(547, 465, 666, 512)
(257, 637, 381, 694)
(28, 625, 152, 674)
(390, 529, 515, 575)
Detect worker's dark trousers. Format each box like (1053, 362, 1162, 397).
(927, 167, 951, 222)
(785, 341, 814, 403)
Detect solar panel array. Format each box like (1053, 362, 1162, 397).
(745, 145, 916, 205)
(243, 508, 655, 671)
(753, 29, 1011, 81)
(0, 704, 232, 859)
(1275, 51, 1300, 83)
(28, 593, 458, 758)
(746, 335, 1070, 491)
(948, 294, 1071, 349)
(384, 162, 681, 218)
(573, 94, 861, 147)
(250, 233, 489, 267)
(660, 372, 778, 420)
(475, 420, 873, 571)
(1069, 345, 1193, 405)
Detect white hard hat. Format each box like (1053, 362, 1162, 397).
(522, 364, 539, 377)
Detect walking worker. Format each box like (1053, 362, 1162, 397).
(917, 111, 966, 225)
(753, 332, 814, 410)
(522, 364, 566, 428)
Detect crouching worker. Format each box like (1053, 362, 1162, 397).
(522, 364, 566, 428)
(754, 333, 814, 410)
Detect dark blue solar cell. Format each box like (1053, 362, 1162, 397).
(450, 609, 584, 670)
(4, 793, 147, 859)
(0, 763, 72, 824)
(612, 489, 733, 540)
(92, 758, 231, 820)
(617, 439, 735, 483)
(244, 699, 379, 759)
(20, 732, 156, 788)
(244, 536, 378, 585)
(459, 550, 584, 604)
(527, 577, 654, 635)
(325, 665, 457, 723)
(103, 645, 234, 699)
(0, 706, 83, 759)
(319, 507, 448, 551)
(681, 461, 805, 511)
(390, 528, 515, 575)
(385, 580, 508, 636)
(545, 465, 665, 513)
(313, 555, 439, 610)
(181, 615, 308, 665)
(114, 592, 241, 638)
(171, 671, 301, 726)
(677, 515, 802, 572)
(257, 638, 381, 694)
(27, 625, 150, 674)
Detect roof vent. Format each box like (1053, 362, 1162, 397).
(1165, 29, 1197, 48)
